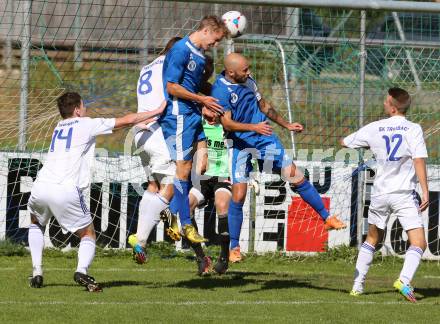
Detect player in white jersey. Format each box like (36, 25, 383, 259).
(27, 92, 163, 291)
(128, 38, 219, 265)
(129, 38, 183, 263)
(342, 87, 429, 302)
(127, 37, 186, 264)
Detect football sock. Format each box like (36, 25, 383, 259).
(174, 179, 191, 226)
(352, 241, 375, 292)
(191, 243, 205, 259)
(191, 215, 199, 231)
(76, 236, 96, 275)
(218, 214, 230, 259)
(294, 180, 329, 220)
(28, 223, 44, 277)
(137, 191, 168, 246)
(189, 215, 204, 258)
(228, 200, 244, 249)
(169, 196, 179, 215)
(399, 245, 424, 285)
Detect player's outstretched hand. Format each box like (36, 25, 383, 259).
(201, 96, 224, 115)
(287, 122, 304, 133)
(254, 121, 272, 136)
(419, 192, 429, 212)
(135, 117, 157, 129)
(202, 106, 219, 125)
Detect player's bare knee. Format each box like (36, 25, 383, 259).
(30, 214, 39, 224)
(77, 223, 96, 240)
(30, 215, 45, 232)
(232, 187, 247, 204)
(147, 181, 159, 193)
(215, 200, 229, 215)
(283, 164, 305, 185)
(365, 225, 384, 247)
(407, 227, 427, 251)
(189, 193, 199, 212)
(159, 182, 174, 202)
(176, 160, 192, 180)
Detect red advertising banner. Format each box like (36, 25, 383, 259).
(286, 197, 330, 252)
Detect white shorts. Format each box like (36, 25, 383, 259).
(368, 191, 423, 231)
(27, 181, 92, 233)
(134, 123, 175, 182)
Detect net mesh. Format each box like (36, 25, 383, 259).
(0, 0, 439, 257)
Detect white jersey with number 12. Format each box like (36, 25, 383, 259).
(343, 115, 427, 196)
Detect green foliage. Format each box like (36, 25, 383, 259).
(0, 239, 28, 256)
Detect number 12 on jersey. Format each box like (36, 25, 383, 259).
(50, 127, 73, 152)
(382, 134, 402, 161)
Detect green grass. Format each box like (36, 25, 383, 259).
(0, 246, 439, 323)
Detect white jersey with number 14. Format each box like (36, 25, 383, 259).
(36, 117, 115, 190)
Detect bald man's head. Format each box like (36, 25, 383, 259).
(224, 53, 250, 83)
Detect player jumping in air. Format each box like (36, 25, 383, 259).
(27, 92, 163, 291)
(127, 37, 184, 264)
(212, 53, 346, 261)
(157, 16, 228, 248)
(343, 88, 429, 302)
(165, 54, 230, 275)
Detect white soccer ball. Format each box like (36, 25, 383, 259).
(222, 11, 247, 38)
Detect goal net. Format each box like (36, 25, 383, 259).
(0, 0, 439, 258)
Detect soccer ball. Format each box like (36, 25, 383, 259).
(222, 11, 247, 38)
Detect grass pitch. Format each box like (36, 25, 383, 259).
(0, 247, 439, 323)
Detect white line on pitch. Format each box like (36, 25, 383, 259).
(0, 268, 347, 277)
(423, 275, 440, 279)
(0, 300, 436, 306)
(0, 267, 192, 272)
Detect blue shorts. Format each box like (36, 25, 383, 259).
(160, 107, 203, 161)
(230, 135, 292, 183)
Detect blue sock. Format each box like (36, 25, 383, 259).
(173, 179, 191, 226)
(295, 180, 329, 220)
(228, 200, 244, 249)
(169, 196, 178, 215)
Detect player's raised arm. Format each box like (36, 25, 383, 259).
(258, 98, 303, 132)
(341, 124, 372, 149)
(220, 111, 272, 135)
(167, 82, 224, 115)
(114, 102, 165, 128)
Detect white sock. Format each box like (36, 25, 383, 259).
(136, 192, 168, 246)
(352, 242, 375, 292)
(28, 224, 44, 277)
(399, 245, 424, 285)
(76, 236, 96, 275)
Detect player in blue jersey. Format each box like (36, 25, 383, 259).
(156, 16, 228, 245)
(213, 53, 347, 261)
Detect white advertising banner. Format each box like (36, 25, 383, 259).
(0, 153, 439, 259)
